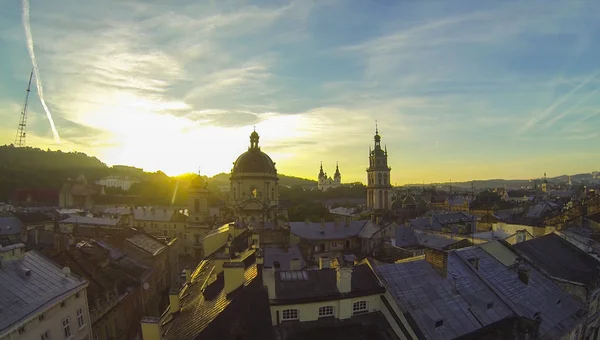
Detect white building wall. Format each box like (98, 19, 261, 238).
(1, 287, 91, 340)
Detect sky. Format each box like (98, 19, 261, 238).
(1, 0, 600, 184)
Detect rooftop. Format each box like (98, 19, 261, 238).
(0, 246, 87, 336)
(433, 212, 473, 225)
(60, 215, 122, 227)
(133, 207, 182, 222)
(263, 245, 305, 271)
(159, 250, 275, 340)
(458, 243, 587, 338)
(0, 217, 22, 236)
(376, 252, 514, 340)
(289, 220, 368, 240)
(126, 234, 167, 256)
(272, 264, 384, 304)
(513, 233, 600, 286)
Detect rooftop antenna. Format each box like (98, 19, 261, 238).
(15, 69, 34, 147)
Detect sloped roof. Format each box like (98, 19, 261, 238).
(133, 207, 176, 222)
(376, 253, 514, 340)
(0, 217, 23, 236)
(395, 226, 419, 248)
(458, 246, 586, 338)
(289, 220, 368, 240)
(273, 264, 384, 304)
(513, 233, 600, 285)
(433, 212, 473, 225)
(0, 248, 87, 335)
(60, 215, 121, 227)
(263, 245, 305, 271)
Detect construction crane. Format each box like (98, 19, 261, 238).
(15, 69, 34, 147)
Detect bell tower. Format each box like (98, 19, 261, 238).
(189, 172, 209, 223)
(366, 122, 392, 210)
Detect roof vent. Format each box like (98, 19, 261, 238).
(319, 229, 325, 234)
(21, 267, 32, 278)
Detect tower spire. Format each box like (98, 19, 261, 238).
(375, 120, 378, 134)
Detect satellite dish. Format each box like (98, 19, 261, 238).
(62, 267, 71, 276)
(143, 282, 150, 290)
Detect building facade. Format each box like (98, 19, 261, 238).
(0, 244, 91, 340)
(366, 125, 392, 210)
(95, 176, 140, 191)
(229, 130, 286, 226)
(317, 162, 341, 191)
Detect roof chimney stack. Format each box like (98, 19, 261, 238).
(141, 317, 162, 340)
(168, 288, 180, 315)
(223, 261, 245, 295)
(336, 265, 353, 294)
(425, 248, 448, 278)
(319, 256, 330, 269)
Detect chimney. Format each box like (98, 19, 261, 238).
(425, 249, 448, 278)
(319, 256, 330, 269)
(0, 243, 26, 263)
(213, 253, 230, 274)
(140, 317, 162, 340)
(223, 261, 245, 295)
(168, 288, 180, 314)
(262, 265, 276, 299)
(518, 264, 530, 285)
(290, 258, 301, 271)
(185, 268, 192, 285)
(336, 265, 353, 294)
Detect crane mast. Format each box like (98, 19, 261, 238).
(15, 69, 34, 147)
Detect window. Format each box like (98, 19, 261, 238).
(352, 301, 368, 314)
(62, 318, 71, 338)
(318, 306, 334, 317)
(331, 241, 337, 249)
(77, 308, 84, 328)
(281, 309, 298, 321)
(41, 331, 50, 340)
(75, 292, 80, 299)
(18, 326, 25, 334)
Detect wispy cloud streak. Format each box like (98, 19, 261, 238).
(22, 0, 61, 143)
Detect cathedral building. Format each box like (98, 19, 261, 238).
(366, 125, 392, 210)
(317, 162, 342, 191)
(229, 129, 286, 226)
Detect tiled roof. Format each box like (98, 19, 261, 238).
(358, 221, 385, 239)
(263, 245, 305, 271)
(273, 264, 384, 304)
(289, 220, 368, 240)
(0, 217, 23, 236)
(0, 248, 87, 335)
(160, 251, 275, 340)
(433, 212, 473, 225)
(133, 207, 176, 222)
(60, 215, 121, 226)
(458, 245, 587, 339)
(395, 226, 419, 248)
(126, 234, 167, 256)
(513, 233, 600, 286)
(376, 253, 514, 340)
(13, 212, 54, 225)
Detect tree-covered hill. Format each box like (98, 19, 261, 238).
(209, 172, 317, 187)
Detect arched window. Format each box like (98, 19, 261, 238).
(233, 188, 236, 200)
(383, 173, 388, 185)
(378, 173, 382, 185)
(271, 188, 275, 199)
(194, 198, 199, 213)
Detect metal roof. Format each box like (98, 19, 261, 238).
(0, 217, 23, 236)
(289, 220, 368, 240)
(458, 245, 587, 339)
(376, 253, 514, 339)
(263, 245, 305, 271)
(60, 215, 121, 226)
(0, 248, 87, 335)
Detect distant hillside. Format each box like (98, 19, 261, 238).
(209, 172, 316, 187)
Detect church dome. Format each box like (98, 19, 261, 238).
(232, 130, 277, 174)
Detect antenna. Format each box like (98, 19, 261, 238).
(15, 69, 34, 147)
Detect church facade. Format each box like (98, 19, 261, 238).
(366, 125, 392, 210)
(229, 129, 286, 226)
(317, 162, 342, 191)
